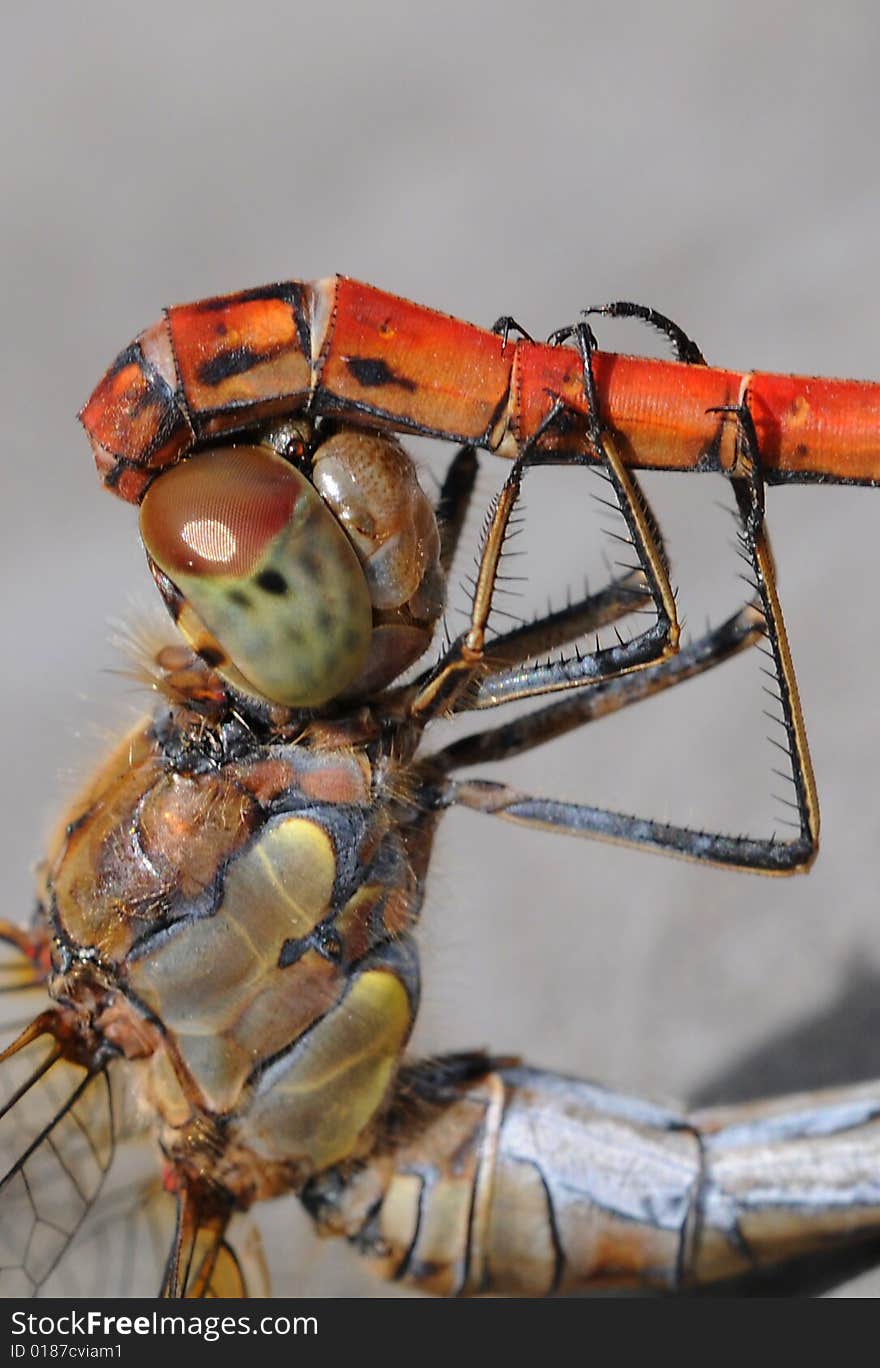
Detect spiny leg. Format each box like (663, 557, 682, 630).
(415, 308, 669, 704)
(463, 301, 705, 677)
(430, 441, 624, 668)
(429, 601, 762, 771)
(425, 437, 624, 680)
(414, 408, 644, 674)
(481, 299, 702, 666)
(438, 402, 818, 873)
(463, 301, 709, 681)
(302, 1055, 880, 1296)
(403, 564, 652, 716)
(582, 299, 708, 365)
(430, 434, 645, 645)
(409, 322, 680, 718)
(476, 569, 650, 670)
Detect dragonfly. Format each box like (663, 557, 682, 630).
(4, 276, 880, 1298)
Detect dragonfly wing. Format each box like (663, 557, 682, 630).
(0, 931, 268, 1299)
(0, 1017, 115, 1296)
(38, 1138, 269, 1298)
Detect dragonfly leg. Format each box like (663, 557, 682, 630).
(430, 602, 762, 769)
(580, 299, 707, 365)
(302, 1056, 880, 1295)
(160, 1178, 238, 1298)
(409, 322, 680, 718)
(474, 567, 652, 670)
(490, 315, 534, 347)
(447, 305, 714, 711)
(435, 444, 480, 575)
(432, 444, 653, 685)
(434, 401, 818, 872)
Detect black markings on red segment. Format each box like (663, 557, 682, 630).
(694, 425, 725, 473)
(127, 354, 174, 418)
(314, 389, 468, 442)
(484, 388, 513, 447)
(193, 282, 305, 312)
(198, 646, 225, 668)
(106, 342, 143, 379)
(345, 356, 418, 392)
(290, 286, 313, 360)
(97, 343, 189, 460)
(197, 345, 273, 387)
(141, 404, 191, 460)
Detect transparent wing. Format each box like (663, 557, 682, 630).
(0, 1018, 115, 1295)
(40, 1137, 269, 1298)
(0, 922, 116, 1293)
(0, 927, 268, 1298)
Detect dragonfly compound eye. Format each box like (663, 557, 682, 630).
(139, 445, 373, 707)
(312, 428, 445, 695)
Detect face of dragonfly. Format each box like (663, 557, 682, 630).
(139, 430, 444, 707)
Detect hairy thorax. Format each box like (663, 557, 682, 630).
(36, 667, 436, 1205)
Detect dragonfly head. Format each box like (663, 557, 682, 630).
(139, 428, 444, 710)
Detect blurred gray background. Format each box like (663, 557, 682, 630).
(3, 1, 880, 1296)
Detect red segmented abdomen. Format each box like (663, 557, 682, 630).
(745, 371, 880, 483)
(80, 276, 880, 502)
(80, 282, 317, 502)
(166, 281, 314, 440)
(79, 321, 195, 502)
(313, 276, 515, 445)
